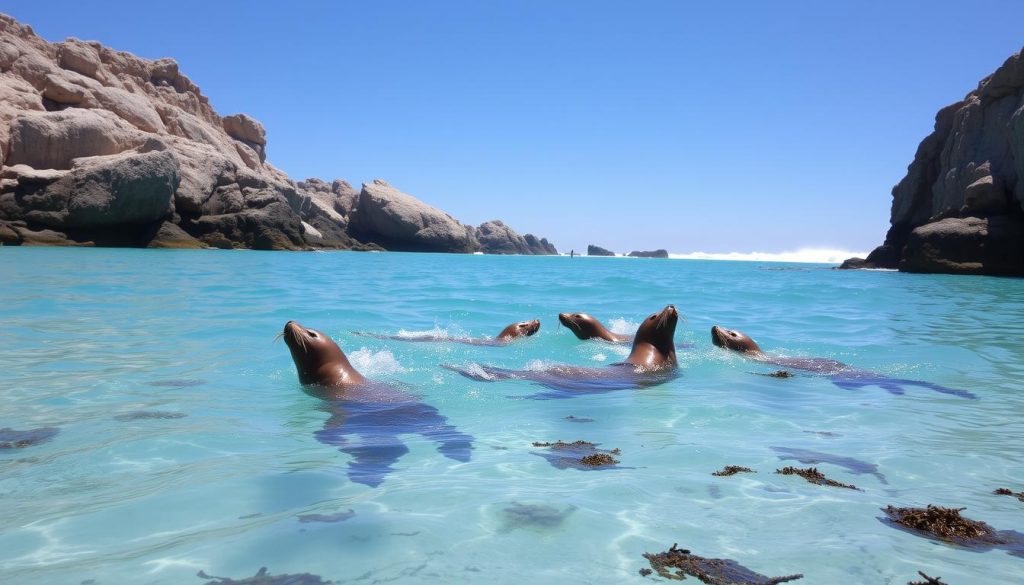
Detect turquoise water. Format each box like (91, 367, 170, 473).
(1, 248, 1023, 584)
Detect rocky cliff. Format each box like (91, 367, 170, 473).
(0, 14, 556, 254)
(845, 47, 1024, 275)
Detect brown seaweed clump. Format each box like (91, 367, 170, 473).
(994, 487, 1024, 502)
(531, 440, 622, 470)
(882, 505, 1000, 544)
(776, 466, 859, 490)
(713, 465, 755, 477)
(908, 571, 949, 585)
(580, 453, 618, 466)
(197, 567, 333, 584)
(757, 370, 794, 378)
(640, 543, 803, 584)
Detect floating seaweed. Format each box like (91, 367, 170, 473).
(297, 510, 355, 524)
(197, 567, 332, 584)
(908, 571, 949, 585)
(0, 427, 59, 449)
(881, 505, 1001, 544)
(114, 411, 187, 421)
(755, 370, 793, 378)
(776, 466, 859, 490)
(499, 501, 575, 533)
(713, 465, 755, 477)
(772, 446, 887, 484)
(149, 379, 206, 387)
(564, 415, 595, 423)
(640, 543, 803, 584)
(531, 440, 621, 470)
(994, 488, 1024, 502)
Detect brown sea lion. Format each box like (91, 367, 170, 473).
(445, 305, 679, 397)
(558, 312, 632, 343)
(710, 325, 974, 399)
(282, 321, 473, 486)
(354, 319, 540, 346)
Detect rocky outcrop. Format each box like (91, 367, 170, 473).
(628, 249, 669, 258)
(349, 180, 478, 253)
(588, 244, 615, 256)
(475, 220, 558, 255)
(846, 47, 1024, 275)
(0, 13, 556, 253)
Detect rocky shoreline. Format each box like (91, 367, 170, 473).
(842, 47, 1024, 276)
(0, 14, 557, 254)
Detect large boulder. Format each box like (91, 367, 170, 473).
(349, 179, 478, 253)
(524, 233, 558, 255)
(476, 220, 530, 254)
(16, 150, 178, 229)
(588, 244, 615, 256)
(899, 216, 1024, 275)
(6, 109, 141, 170)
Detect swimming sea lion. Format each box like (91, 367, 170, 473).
(283, 321, 473, 486)
(445, 305, 679, 397)
(558, 312, 631, 343)
(710, 325, 975, 399)
(354, 319, 540, 346)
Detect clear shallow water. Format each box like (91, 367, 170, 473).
(1, 248, 1023, 584)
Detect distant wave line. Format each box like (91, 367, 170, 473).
(669, 248, 868, 264)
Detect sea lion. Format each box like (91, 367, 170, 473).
(354, 319, 540, 346)
(445, 305, 679, 397)
(283, 321, 473, 486)
(710, 325, 975, 399)
(558, 312, 631, 343)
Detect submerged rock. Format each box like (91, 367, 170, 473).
(640, 543, 803, 584)
(197, 567, 333, 584)
(0, 426, 59, 449)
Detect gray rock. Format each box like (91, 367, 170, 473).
(900, 216, 1024, 275)
(349, 179, 478, 253)
(144, 220, 205, 249)
(866, 46, 1024, 275)
(524, 233, 558, 255)
(19, 150, 178, 229)
(42, 72, 87, 104)
(588, 244, 615, 256)
(477, 220, 530, 254)
(628, 249, 669, 258)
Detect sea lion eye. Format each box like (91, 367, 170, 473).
(730, 332, 737, 337)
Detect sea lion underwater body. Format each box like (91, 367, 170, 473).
(710, 326, 975, 399)
(558, 312, 632, 343)
(354, 319, 540, 346)
(446, 305, 680, 398)
(283, 321, 473, 486)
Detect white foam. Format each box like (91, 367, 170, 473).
(607, 317, 639, 335)
(347, 348, 406, 375)
(591, 353, 608, 362)
(668, 248, 869, 264)
(396, 327, 449, 338)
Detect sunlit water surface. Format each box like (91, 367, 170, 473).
(1, 248, 1022, 584)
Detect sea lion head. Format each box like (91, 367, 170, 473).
(558, 312, 606, 340)
(283, 321, 364, 386)
(627, 305, 678, 369)
(711, 325, 762, 353)
(497, 319, 541, 340)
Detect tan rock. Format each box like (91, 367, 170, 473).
(89, 85, 164, 132)
(57, 40, 101, 78)
(42, 72, 87, 104)
(7, 109, 142, 170)
(150, 57, 178, 83)
(222, 113, 266, 146)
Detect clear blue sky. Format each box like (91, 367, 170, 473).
(6, 1, 1023, 254)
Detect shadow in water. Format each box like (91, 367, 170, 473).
(313, 400, 473, 487)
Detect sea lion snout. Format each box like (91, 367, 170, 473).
(522, 319, 541, 336)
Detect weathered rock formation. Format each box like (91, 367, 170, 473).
(476, 220, 558, 255)
(844, 47, 1024, 275)
(587, 244, 615, 256)
(628, 249, 669, 258)
(0, 13, 556, 253)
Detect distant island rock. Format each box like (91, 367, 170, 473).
(842, 47, 1024, 276)
(628, 249, 669, 258)
(0, 13, 556, 254)
(587, 244, 615, 256)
